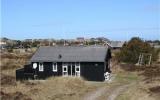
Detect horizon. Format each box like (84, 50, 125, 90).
(1, 36, 160, 42)
(1, 0, 160, 41)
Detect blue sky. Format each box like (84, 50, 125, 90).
(1, 0, 160, 40)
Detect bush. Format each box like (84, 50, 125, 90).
(7, 48, 13, 53)
(116, 37, 159, 64)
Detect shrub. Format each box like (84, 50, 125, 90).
(116, 37, 159, 64)
(7, 48, 13, 53)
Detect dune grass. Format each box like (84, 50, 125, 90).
(1, 76, 105, 100)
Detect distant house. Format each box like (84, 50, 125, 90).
(24, 39, 33, 42)
(0, 41, 7, 49)
(110, 41, 125, 49)
(77, 37, 85, 42)
(16, 46, 111, 81)
(149, 43, 160, 49)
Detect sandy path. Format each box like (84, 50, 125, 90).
(107, 84, 132, 100)
(83, 86, 107, 100)
(83, 82, 135, 100)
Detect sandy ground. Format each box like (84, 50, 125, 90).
(83, 82, 135, 100)
(83, 74, 132, 100)
(107, 83, 135, 100)
(83, 86, 107, 100)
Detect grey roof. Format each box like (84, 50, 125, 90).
(110, 41, 124, 48)
(30, 46, 108, 62)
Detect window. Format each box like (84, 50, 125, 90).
(75, 62, 80, 77)
(64, 67, 67, 71)
(33, 63, 37, 69)
(53, 63, 57, 72)
(76, 67, 79, 71)
(39, 62, 44, 71)
(63, 65, 68, 76)
(63, 66, 67, 72)
(75, 66, 80, 72)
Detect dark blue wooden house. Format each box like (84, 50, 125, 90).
(16, 46, 111, 81)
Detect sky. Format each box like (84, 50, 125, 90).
(1, 0, 160, 41)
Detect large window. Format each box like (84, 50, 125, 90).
(52, 63, 57, 72)
(39, 62, 44, 71)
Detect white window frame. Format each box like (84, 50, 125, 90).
(75, 66, 80, 72)
(75, 62, 80, 77)
(62, 63, 68, 76)
(63, 66, 67, 72)
(39, 62, 44, 71)
(52, 62, 57, 72)
(62, 62, 80, 77)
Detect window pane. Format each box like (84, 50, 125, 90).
(76, 68, 79, 71)
(53, 63, 57, 71)
(39, 63, 43, 71)
(64, 67, 66, 71)
(40, 63, 43, 66)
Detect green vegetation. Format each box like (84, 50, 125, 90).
(115, 72, 138, 84)
(116, 37, 160, 64)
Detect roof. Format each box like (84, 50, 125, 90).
(110, 41, 124, 48)
(30, 46, 109, 62)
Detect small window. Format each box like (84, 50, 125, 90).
(53, 63, 57, 72)
(39, 62, 44, 71)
